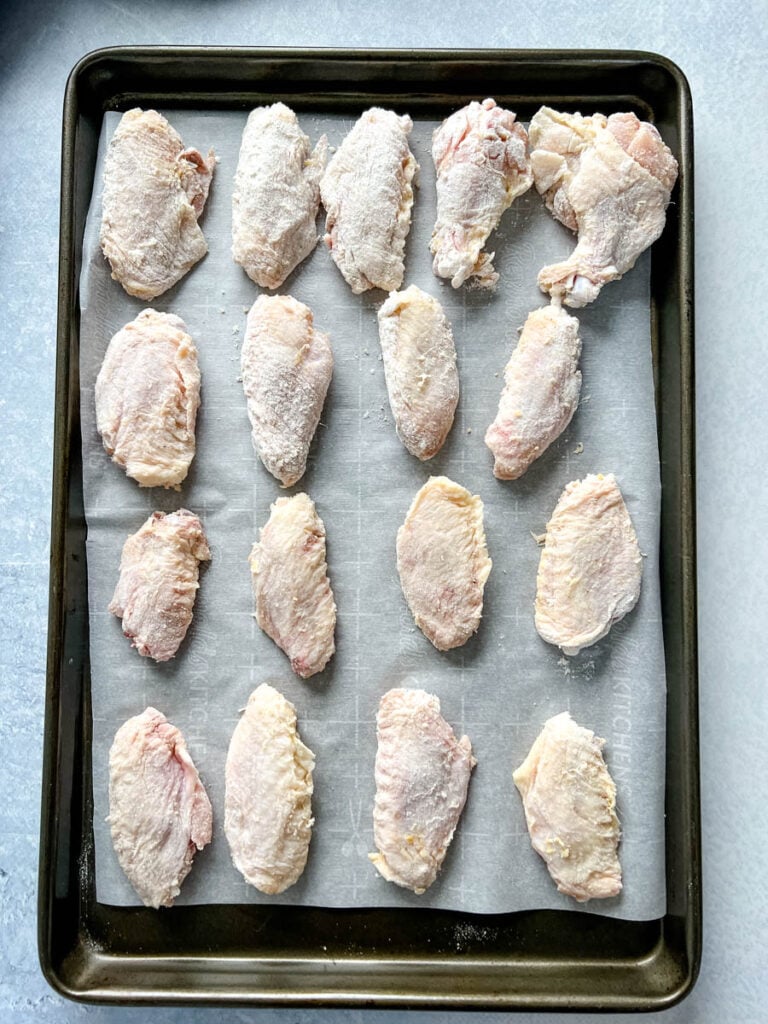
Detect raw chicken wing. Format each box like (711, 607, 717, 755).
(241, 295, 333, 487)
(232, 104, 327, 288)
(377, 285, 459, 459)
(225, 684, 315, 894)
(95, 309, 201, 489)
(513, 712, 622, 902)
(431, 98, 532, 288)
(320, 108, 418, 293)
(109, 509, 211, 662)
(530, 106, 678, 306)
(397, 476, 492, 650)
(249, 493, 336, 678)
(100, 108, 215, 299)
(108, 707, 212, 908)
(485, 304, 581, 479)
(370, 687, 475, 894)
(535, 473, 642, 655)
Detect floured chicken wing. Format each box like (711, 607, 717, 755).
(95, 309, 201, 489)
(377, 285, 459, 460)
(485, 304, 581, 479)
(249, 493, 336, 678)
(397, 476, 492, 650)
(100, 108, 215, 300)
(530, 106, 678, 307)
(232, 104, 327, 289)
(431, 98, 532, 289)
(225, 683, 315, 895)
(513, 712, 622, 902)
(320, 107, 418, 293)
(535, 473, 642, 655)
(370, 687, 475, 894)
(241, 294, 333, 487)
(109, 509, 210, 662)
(108, 707, 212, 908)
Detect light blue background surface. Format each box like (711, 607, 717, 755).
(1, 1, 765, 1021)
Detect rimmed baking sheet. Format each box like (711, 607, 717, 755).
(40, 47, 698, 1010)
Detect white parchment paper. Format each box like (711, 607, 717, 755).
(80, 108, 666, 920)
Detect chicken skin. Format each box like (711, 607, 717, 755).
(513, 712, 622, 902)
(232, 104, 327, 289)
(377, 285, 459, 460)
(485, 304, 581, 479)
(431, 98, 532, 289)
(95, 309, 201, 489)
(109, 509, 210, 662)
(535, 474, 642, 655)
(225, 684, 315, 895)
(108, 707, 212, 908)
(397, 476, 492, 650)
(320, 108, 418, 293)
(241, 295, 333, 487)
(249, 493, 336, 679)
(530, 106, 678, 306)
(100, 108, 215, 300)
(370, 687, 475, 894)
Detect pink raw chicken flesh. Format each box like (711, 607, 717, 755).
(513, 712, 622, 902)
(430, 98, 532, 289)
(225, 683, 315, 895)
(232, 103, 327, 289)
(320, 107, 418, 293)
(249, 493, 336, 678)
(109, 509, 211, 662)
(240, 294, 333, 487)
(397, 476, 492, 650)
(370, 687, 476, 894)
(100, 108, 215, 300)
(529, 106, 678, 307)
(95, 309, 201, 489)
(535, 473, 642, 655)
(485, 303, 581, 480)
(376, 284, 459, 460)
(108, 707, 212, 908)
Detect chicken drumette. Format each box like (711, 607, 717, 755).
(530, 106, 678, 307)
(430, 98, 532, 289)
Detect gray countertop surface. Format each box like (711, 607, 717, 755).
(1, 1, 765, 1021)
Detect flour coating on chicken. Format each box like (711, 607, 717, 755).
(320, 107, 418, 293)
(241, 295, 333, 487)
(225, 684, 315, 895)
(397, 476, 492, 650)
(377, 285, 459, 460)
(513, 712, 622, 902)
(95, 309, 200, 489)
(485, 304, 581, 479)
(108, 707, 212, 908)
(431, 98, 532, 289)
(249, 493, 336, 678)
(535, 473, 642, 655)
(370, 687, 475, 894)
(530, 106, 678, 306)
(232, 104, 327, 288)
(108, 509, 210, 662)
(100, 108, 215, 299)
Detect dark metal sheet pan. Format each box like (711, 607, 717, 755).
(39, 46, 699, 1010)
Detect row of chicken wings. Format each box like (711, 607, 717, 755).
(100, 100, 677, 308)
(110, 688, 619, 908)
